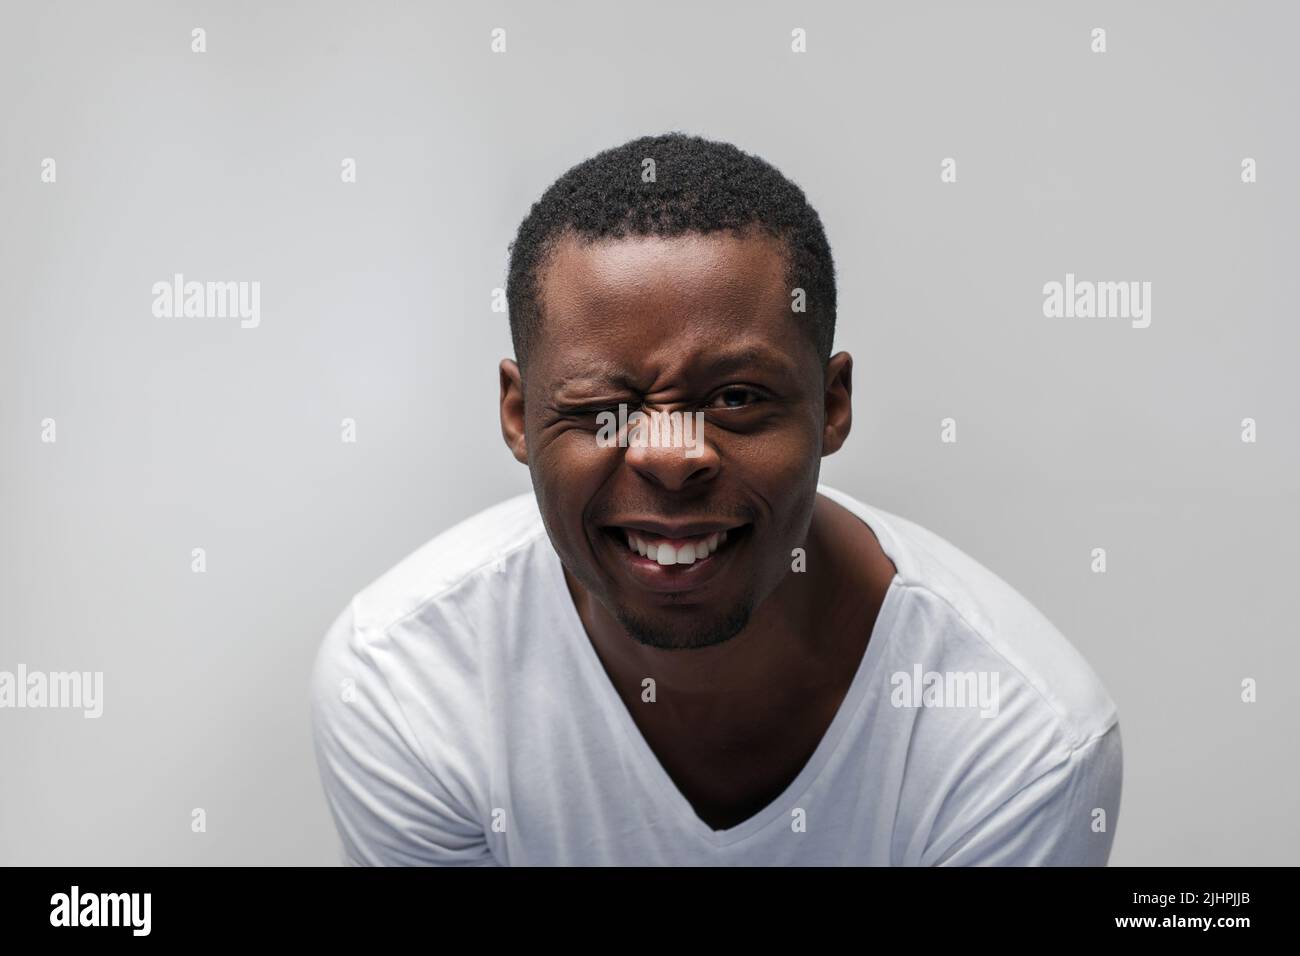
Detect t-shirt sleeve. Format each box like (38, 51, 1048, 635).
(309, 601, 497, 866)
(926, 722, 1123, 866)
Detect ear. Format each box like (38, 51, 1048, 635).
(821, 352, 853, 457)
(499, 359, 529, 465)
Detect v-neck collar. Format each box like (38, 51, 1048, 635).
(544, 484, 908, 848)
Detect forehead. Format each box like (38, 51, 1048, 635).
(532, 230, 803, 389)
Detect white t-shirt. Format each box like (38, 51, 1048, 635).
(310, 484, 1122, 866)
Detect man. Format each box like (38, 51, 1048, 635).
(310, 132, 1122, 865)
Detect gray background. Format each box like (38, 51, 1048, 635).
(2, 0, 1296, 865)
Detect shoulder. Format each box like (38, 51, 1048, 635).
(308, 493, 549, 864)
(309, 490, 549, 750)
(820, 484, 1119, 749)
(349, 491, 548, 636)
(819, 486, 1123, 862)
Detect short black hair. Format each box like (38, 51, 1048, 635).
(505, 131, 836, 374)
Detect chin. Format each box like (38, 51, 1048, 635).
(613, 603, 754, 651)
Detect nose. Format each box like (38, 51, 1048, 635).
(622, 407, 720, 491)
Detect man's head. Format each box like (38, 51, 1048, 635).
(499, 132, 853, 651)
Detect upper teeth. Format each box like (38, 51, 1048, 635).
(623, 529, 729, 565)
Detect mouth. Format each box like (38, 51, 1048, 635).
(598, 522, 752, 594)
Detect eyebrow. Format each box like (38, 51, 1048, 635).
(547, 346, 796, 394)
(706, 346, 794, 377)
(547, 362, 637, 395)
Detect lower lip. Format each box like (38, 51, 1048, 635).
(602, 527, 747, 595)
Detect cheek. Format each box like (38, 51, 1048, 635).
(535, 426, 616, 482)
(724, 423, 822, 544)
(531, 430, 618, 536)
(725, 419, 822, 486)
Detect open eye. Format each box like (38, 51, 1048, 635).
(707, 386, 764, 410)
